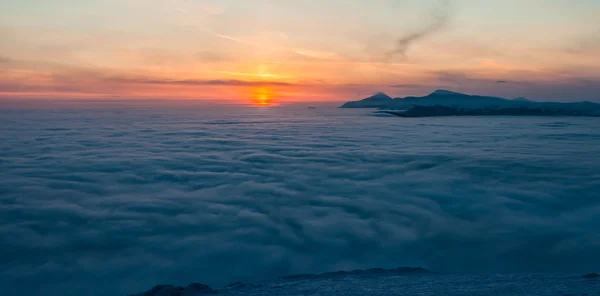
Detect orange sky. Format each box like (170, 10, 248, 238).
(1, 0, 600, 103)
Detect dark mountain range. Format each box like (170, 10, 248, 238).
(341, 90, 600, 117)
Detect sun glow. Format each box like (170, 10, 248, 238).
(218, 71, 289, 79)
(252, 87, 274, 106)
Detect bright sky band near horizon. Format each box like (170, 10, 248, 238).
(1, 0, 599, 104)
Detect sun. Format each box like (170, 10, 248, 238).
(252, 87, 274, 106)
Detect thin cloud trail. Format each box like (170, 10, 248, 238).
(386, 0, 453, 60)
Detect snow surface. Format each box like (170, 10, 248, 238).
(133, 268, 600, 296)
(194, 273, 600, 296)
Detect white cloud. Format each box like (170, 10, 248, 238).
(0, 104, 599, 296)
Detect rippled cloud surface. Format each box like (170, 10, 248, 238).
(1, 102, 599, 296)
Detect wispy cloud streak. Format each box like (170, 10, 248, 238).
(386, 0, 453, 59)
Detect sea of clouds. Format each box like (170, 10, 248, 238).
(1, 101, 600, 296)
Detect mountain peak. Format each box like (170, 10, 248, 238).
(338, 92, 392, 108)
(363, 92, 392, 101)
(513, 97, 530, 102)
(430, 89, 465, 96)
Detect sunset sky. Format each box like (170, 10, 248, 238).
(1, 0, 599, 103)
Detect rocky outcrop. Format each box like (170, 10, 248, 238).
(280, 266, 432, 280)
(129, 283, 216, 296)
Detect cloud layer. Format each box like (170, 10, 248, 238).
(1, 103, 600, 296)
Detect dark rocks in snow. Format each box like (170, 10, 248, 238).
(223, 281, 263, 290)
(280, 266, 432, 280)
(225, 282, 245, 288)
(129, 285, 181, 296)
(582, 273, 600, 279)
(130, 283, 216, 296)
(183, 283, 216, 295)
(279, 273, 320, 280)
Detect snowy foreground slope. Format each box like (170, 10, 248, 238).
(130, 268, 600, 296)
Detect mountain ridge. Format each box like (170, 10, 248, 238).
(340, 89, 600, 117)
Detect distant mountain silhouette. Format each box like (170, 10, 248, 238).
(512, 97, 531, 102)
(429, 89, 464, 96)
(342, 92, 393, 108)
(342, 90, 520, 109)
(340, 89, 600, 117)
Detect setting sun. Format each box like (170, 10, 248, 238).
(252, 87, 274, 106)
